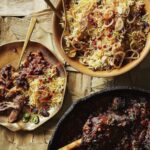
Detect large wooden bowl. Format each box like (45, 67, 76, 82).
(0, 41, 67, 131)
(53, 0, 150, 77)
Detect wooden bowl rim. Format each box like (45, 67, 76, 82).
(52, 0, 150, 77)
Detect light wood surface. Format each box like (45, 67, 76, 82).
(0, 0, 150, 150)
(0, 0, 47, 16)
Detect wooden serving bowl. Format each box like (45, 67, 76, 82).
(53, 0, 150, 77)
(0, 41, 67, 131)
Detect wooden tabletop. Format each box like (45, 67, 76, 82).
(0, 0, 150, 150)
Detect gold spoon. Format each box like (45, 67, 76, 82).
(60, 0, 76, 58)
(43, 0, 72, 57)
(59, 139, 82, 150)
(17, 17, 37, 68)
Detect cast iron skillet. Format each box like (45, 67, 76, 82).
(48, 87, 150, 150)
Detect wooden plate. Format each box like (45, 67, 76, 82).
(52, 0, 150, 77)
(0, 41, 67, 131)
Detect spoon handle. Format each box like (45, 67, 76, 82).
(44, 0, 61, 19)
(17, 17, 37, 69)
(59, 139, 82, 150)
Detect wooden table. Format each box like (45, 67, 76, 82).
(0, 1, 150, 150)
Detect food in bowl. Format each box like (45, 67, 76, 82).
(0, 51, 65, 124)
(75, 97, 150, 150)
(61, 0, 150, 71)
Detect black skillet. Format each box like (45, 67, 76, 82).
(48, 87, 150, 150)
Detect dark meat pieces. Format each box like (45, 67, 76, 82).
(0, 93, 25, 122)
(0, 79, 5, 86)
(5, 87, 22, 99)
(1, 65, 14, 80)
(111, 97, 126, 110)
(144, 122, 150, 150)
(8, 95, 25, 123)
(81, 97, 150, 150)
(0, 65, 14, 89)
(15, 75, 29, 90)
(0, 101, 20, 111)
(0, 86, 7, 100)
(21, 51, 49, 76)
(82, 114, 127, 150)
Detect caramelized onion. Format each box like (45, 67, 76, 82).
(125, 50, 140, 60)
(103, 9, 114, 20)
(127, 16, 136, 24)
(67, 49, 77, 58)
(104, 19, 114, 28)
(115, 18, 124, 31)
(113, 51, 125, 68)
(71, 39, 83, 50)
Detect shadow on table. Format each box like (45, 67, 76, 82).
(113, 54, 150, 90)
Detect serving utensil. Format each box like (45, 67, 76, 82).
(53, 0, 150, 77)
(17, 17, 36, 68)
(30, 8, 51, 17)
(44, 0, 61, 19)
(59, 139, 82, 150)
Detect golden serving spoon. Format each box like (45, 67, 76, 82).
(43, 0, 71, 57)
(59, 139, 82, 150)
(17, 17, 37, 68)
(60, 0, 74, 57)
